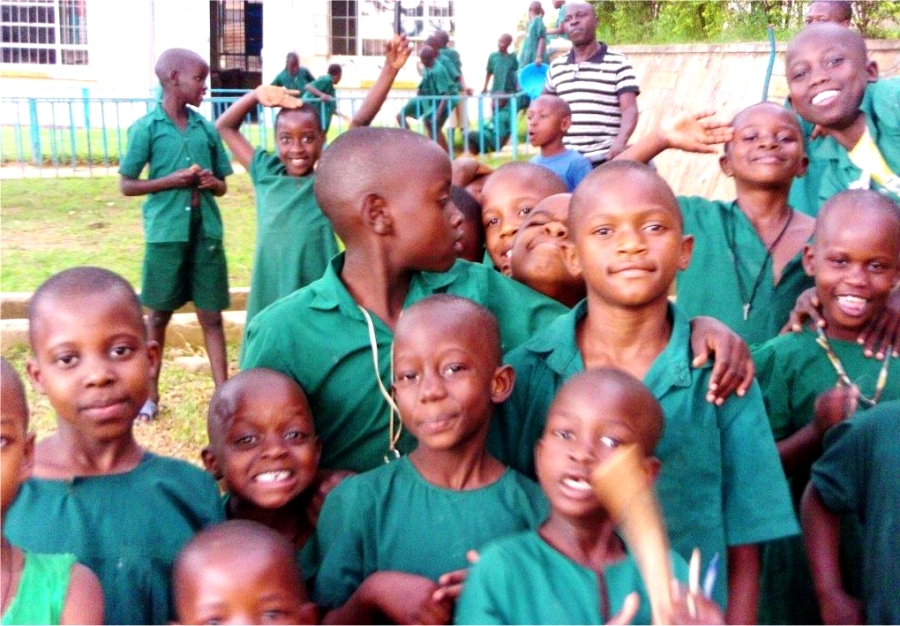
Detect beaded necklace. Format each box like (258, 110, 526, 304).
(815, 325, 892, 407)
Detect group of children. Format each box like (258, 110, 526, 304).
(2, 8, 900, 626)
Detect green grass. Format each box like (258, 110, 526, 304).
(1, 173, 257, 293)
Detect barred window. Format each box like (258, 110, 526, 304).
(331, 0, 454, 57)
(1, 0, 88, 65)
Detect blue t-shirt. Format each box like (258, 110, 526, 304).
(530, 149, 592, 192)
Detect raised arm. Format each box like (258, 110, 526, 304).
(351, 34, 413, 128)
(616, 109, 734, 163)
(215, 86, 302, 168)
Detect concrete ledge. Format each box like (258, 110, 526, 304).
(1, 288, 249, 320)
(0, 310, 247, 356)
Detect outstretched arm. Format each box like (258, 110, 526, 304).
(616, 109, 734, 163)
(689, 316, 755, 404)
(351, 34, 413, 128)
(216, 86, 303, 168)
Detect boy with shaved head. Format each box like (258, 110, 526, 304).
(528, 94, 592, 192)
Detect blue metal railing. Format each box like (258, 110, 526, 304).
(0, 89, 528, 176)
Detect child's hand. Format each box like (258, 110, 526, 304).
(782, 287, 825, 334)
(306, 469, 355, 526)
(605, 592, 640, 625)
(813, 386, 858, 436)
(255, 84, 304, 109)
(660, 110, 734, 154)
(194, 168, 219, 190)
(690, 316, 755, 405)
(385, 34, 413, 70)
(669, 580, 725, 624)
(170, 164, 201, 189)
(856, 288, 900, 358)
(819, 589, 864, 625)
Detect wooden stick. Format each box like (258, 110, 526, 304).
(591, 444, 674, 625)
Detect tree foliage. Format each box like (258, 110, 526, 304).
(589, 0, 900, 43)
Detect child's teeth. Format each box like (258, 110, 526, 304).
(837, 295, 866, 315)
(562, 477, 591, 491)
(255, 471, 291, 482)
(812, 90, 839, 105)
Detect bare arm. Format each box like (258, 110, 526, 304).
(216, 86, 303, 169)
(305, 83, 332, 101)
(607, 91, 639, 159)
(801, 484, 863, 625)
(120, 166, 198, 197)
(351, 35, 413, 128)
(482, 71, 492, 93)
(322, 572, 441, 625)
(534, 36, 546, 67)
(60, 562, 104, 625)
(725, 544, 759, 625)
(616, 109, 734, 163)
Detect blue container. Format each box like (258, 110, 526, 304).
(518, 63, 548, 100)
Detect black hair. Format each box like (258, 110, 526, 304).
(483, 162, 568, 200)
(808, 1, 853, 22)
(327, 63, 342, 76)
(275, 103, 322, 132)
(816, 189, 900, 241)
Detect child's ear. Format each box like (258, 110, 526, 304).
(718, 153, 733, 177)
(560, 115, 572, 133)
(677, 234, 694, 272)
(361, 193, 392, 235)
(642, 456, 662, 485)
(200, 446, 223, 480)
(801, 243, 816, 277)
(563, 240, 582, 277)
(795, 154, 810, 179)
(146, 339, 162, 383)
(490, 364, 516, 403)
(25, 358, 45, 396)
(865, 59, 879, 83)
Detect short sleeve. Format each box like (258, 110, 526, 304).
(119, 119, 151, 178)
(454, 544, 514, 625)
(810, 418, 866, 514)
(752, 340, 795, 441)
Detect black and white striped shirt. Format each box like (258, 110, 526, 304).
(545, 43, 640, 164)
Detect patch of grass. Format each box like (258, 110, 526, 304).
(0, 172, 257, 293)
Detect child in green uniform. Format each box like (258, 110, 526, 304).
(271, 52, 315, 92)
(450, 185, 486, 263)
(398, 45, 458, 152)
(4, 267, 224, 625)
(313, 295, 548, 624)
(119, 47, 233, 421)
(1, 358, 103, 626)
(618, 102, 817, 346)
(240, 127, 568, 474)
(803, 399, 900, 625)
(457, 368, 723, 625)
(784, 24, 899, 215)
(752, 189, 900, 624)
(174, 519, 319, 625)
(490, 161, 797, 622)
(482, 34, 518, 97)
(476, 34, 521, 154)
(508, 193, 585, 307)
(201, 368, 323, 578)
(519, 1, 549, 67)
(480, 161, 568, 274)
(302, 63, 343, 134)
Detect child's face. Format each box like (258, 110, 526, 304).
(786, 26, 877, 130)
(498, 36, 512, 53)
(535, 379, 649, 521)
(1, 378, 34, 517)
(276, 111, 324, 177)
(176, 548, 315, 625)
(527, 98, 570, 149)
(393, 151, 463, 273)
(419, 47, 436, 68)
(805, 2, 850, 26)
(26, 293, 160, 441)
(803, 203, 900, 341)
(204, 380, 320, 511)
(287, 57, 300, 75)
(175, 59, 209, 108)
(720, 104, 808, 187)
(453, 204, 486, 264)
(392, 308, 511, 453)
(481, 173, 553, 274)
(511, 193, 584, 305)
(568, 171, 692, 308)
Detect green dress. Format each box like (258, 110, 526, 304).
(455, 530, 689, 625)
(753, 330, 900, 624)
(4, 453, 224, 625)
(245, 148, 338, 325)
(311, 456, 548, 609)
(518, 16, 549, 66)
(1, 553, 76, 626)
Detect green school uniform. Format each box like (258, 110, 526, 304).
(119, 106, 233, 243)
(491, 301, 799, 608)
(302, 74, 338, 134)
(676, 196, 814, 347)
(311, 456, 548, 610)
(455, 530, 689, 625)
(788, 78, 900, 216)
(245, 148, 338, 325)
(486, 51, 519, 94)
(272, 66, 315, 91)
(438, 47, 462, 82)
(518, 16, 549, 66)
(753, 330, 899, 624)
(1, 553, 76, 626)
(241, 254, 567, 473)
(4, 453, 225, 625)
(811, 401, 900, 625)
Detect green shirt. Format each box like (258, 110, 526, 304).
(241, 255, 567, 473)
(271, 66, 315, 91)
(491, 301, 799, 608)
(518, 16, 549, 66)
(486, 51, 519, 94)
(119, 106, 234, 243)
(4, 453, 225, 625)
(302, 75, 337, 134)
(811, 401, 900, 625)
(312, 456, 548, 610)
(677, 196, 814, 347)
(788, 78, 900, 216)
(455, 530, 689, 625)
(1, 552, 75, 626)
(245, 147, 338, 325)
(438, 47, 462, 82)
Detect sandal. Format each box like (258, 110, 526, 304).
(136, 400, 159, 422)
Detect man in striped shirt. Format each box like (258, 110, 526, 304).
(544, 2, 640, 165)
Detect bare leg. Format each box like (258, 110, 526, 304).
(197, 309, 228, 389)
(145, 309, 173, 404)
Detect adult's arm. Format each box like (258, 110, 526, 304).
(607, 91, 638, 159)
